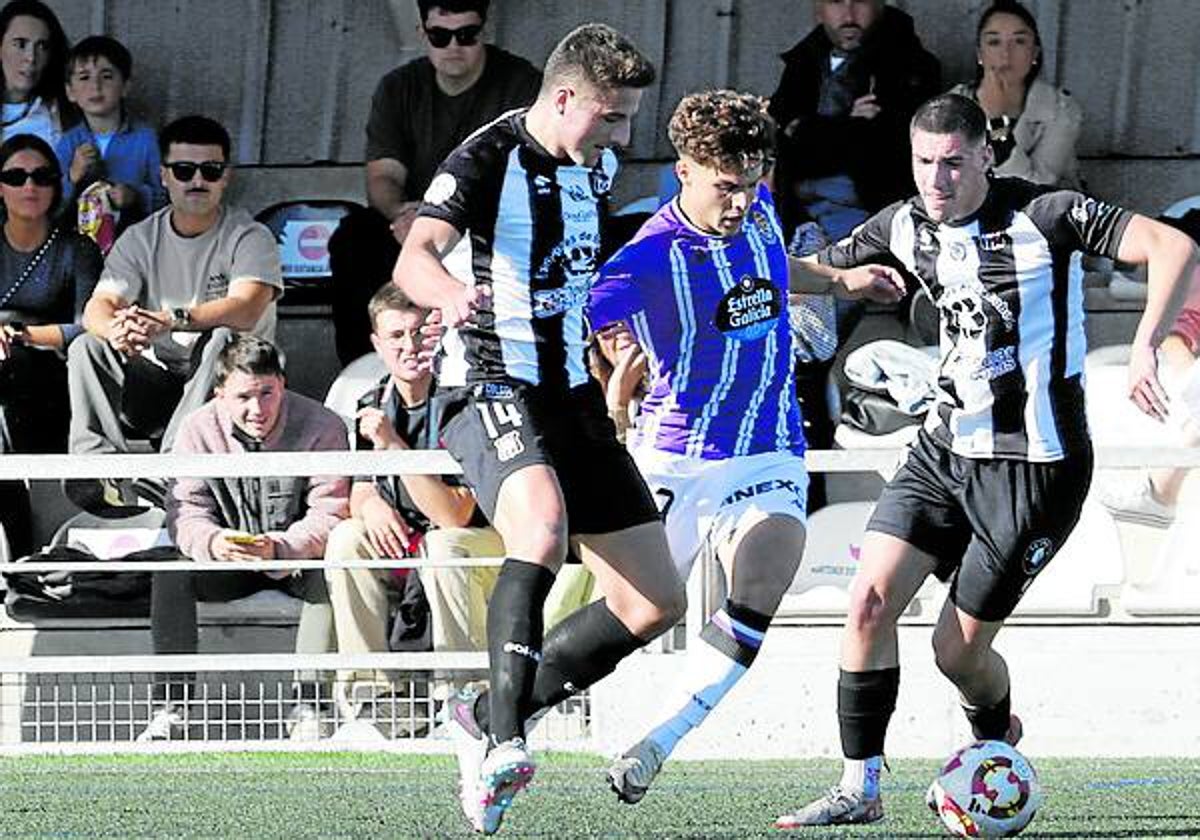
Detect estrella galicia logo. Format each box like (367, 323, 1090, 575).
(1023, 537, 1054, 575)
(714, 276, 781, 342)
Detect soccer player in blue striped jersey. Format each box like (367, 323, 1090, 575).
(590, 90, 903, 805)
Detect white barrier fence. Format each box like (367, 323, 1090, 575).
(0, 446, 1195, 750)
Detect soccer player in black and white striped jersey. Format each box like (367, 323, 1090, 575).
(777, 92, 1197, 828)
(395, 23, 685, 835)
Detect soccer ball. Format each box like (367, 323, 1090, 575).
(926, 740, 1042, 837)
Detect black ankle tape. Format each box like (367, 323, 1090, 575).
(964, 691, 1011, 741)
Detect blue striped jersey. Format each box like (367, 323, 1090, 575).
(590, 184, 806, 461)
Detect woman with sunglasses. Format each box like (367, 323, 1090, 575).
(0, 132, 101, 557)
(0, 0, 68, 146)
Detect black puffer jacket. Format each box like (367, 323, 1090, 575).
(768, 6, 941, 234)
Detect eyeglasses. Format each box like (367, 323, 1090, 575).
(424, 23, 482, 48)
(164, 161, 228, 183)
(0, 166, 57, 188)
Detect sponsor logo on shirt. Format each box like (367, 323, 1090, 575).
(589, 168, 612, 197)
(973, 345, 1018, 381)
(714, 276, 781, 342)
(975, 231, 1011, 252)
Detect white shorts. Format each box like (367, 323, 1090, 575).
(632, 447, 809, 579)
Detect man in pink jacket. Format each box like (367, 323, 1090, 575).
(138, 335, 350, 741)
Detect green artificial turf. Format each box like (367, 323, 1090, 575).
(0, 753, 1197, 838)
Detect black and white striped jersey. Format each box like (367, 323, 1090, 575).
(822, 178, 1133, 462)
(417, 109, 618, 391)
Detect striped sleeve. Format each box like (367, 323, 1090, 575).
(818, 200, 905, 269)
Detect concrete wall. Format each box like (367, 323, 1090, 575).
(35, 0, 1200, 214)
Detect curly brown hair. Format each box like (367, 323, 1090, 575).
(667, 90, 776, 173)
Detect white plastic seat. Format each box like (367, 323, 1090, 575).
(1011, 500, 1124, 616)
(781, 501, 874, 615)
(323, 352, 388, 434)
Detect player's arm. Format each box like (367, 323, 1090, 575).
(787, 254, 905, 303)
(1116, 214, 1198, 419)
(394, 217, 487, 328)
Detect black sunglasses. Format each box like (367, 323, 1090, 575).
(424, 23, 482, 48)
(164, 161, 228, 183)
(0, 166, 57, 188)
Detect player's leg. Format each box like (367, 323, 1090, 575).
(611, 512, 805, 803)
(930, 600, 1021, 744)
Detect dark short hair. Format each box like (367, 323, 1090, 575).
(0, 131, 62, 210)
(67, 35, 133, 80)
(975, 1, 1043, 83)
(416, 0, 489, 24)
(368, 282, 426, 330)
(215, 336, 285, 386)
(159, 115, 232, 161)
(910, 93, 988, 146)
(669, 90, 775, 174)
(542, 23, 655, 94)
(0, 0, 68, 107)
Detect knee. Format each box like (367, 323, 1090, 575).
(617, 577, 687, 639)
(501, 517, 568, 567)
(845, 578, 894, 640)
(66, 332, 106, 367)
(324, 519, 368, 559)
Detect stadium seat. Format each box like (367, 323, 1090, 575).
(323, 352, 387, 433)
(255, 199, 362, 306)
(1011, 500, 1124, 616)
(1122, 513, 1200, 616)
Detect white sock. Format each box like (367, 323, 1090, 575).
(647, 640, 749, 757)
(839, 755, 883, 799)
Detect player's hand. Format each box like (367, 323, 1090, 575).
(69, 143, 99, 184)
(211, 530, 276, 561)
(416, 308, 445, 372)
(360, 495, 415, 560)
(441, 282, 491, 329)
(607, 344, 647, 410)
(356, 406, 405, 450)
(850, 93, 881, 120)
(1128, 343, 1170, 422)
(833, 264, 906, 303)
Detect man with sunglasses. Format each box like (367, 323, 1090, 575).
(66, 115, 281, 496)
(328, 0, 541, 365)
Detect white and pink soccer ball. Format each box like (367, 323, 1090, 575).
(926, 740, 1042, 837)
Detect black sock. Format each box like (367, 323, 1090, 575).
(837, 667, 900, 759)
(485, 559, 555, 745)
(473, 599, 644, 733)
(963, 691, 1011, 741)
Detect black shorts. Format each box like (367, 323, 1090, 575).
(867, 430, 1094, 621)
(436, 378, 660, 535)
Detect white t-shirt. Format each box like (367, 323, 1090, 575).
(95, 205, 283, 362)
(1, 97, 59, 146)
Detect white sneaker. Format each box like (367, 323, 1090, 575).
(774, 786, 883, 828)
(1100, 474, 1176, 527)
(136, 705, 184, 742)
(478, 737, 535, 835)
(608, 737, 667, 804)
(445, 687, 489, 832)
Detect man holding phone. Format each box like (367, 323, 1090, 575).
(138, 336, 349, 742)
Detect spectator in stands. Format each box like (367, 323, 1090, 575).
(65, 115, 281, 508)
(949, 0, 1081, 187)
(324, 284, 503, 704)
(0, 0, 67, 145)
(767, 0, 940, 511)
(56, 35, 166, 251)
(328, 0, 541, 365)
(0, 132, 101, 559)
(768, 0, 941, 242)
(139, 336, 348, 742)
